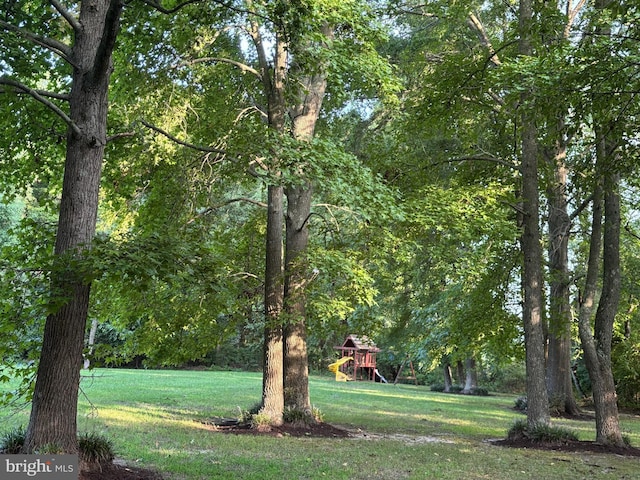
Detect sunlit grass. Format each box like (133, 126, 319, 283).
(2, 368, 640, 479)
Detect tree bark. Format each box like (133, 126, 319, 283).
(576, 0, 625, 448)
(255, 18, 287, 425)
(283, 183, 313, 416)
(545, 137, 580, 415)
(462, 357, 478, 394)
(261, 184, 285, 426)
(518, 0, 549, 428)
(23, 0, 123, 453)
(282, 25, 332, 418)
(578, 137, 624, 446)
(443, 361, 453, 393)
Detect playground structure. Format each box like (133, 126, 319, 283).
(331, 335, 381, 381)
(328, 356, 352, 381)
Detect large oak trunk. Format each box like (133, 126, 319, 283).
(545, 148, 579, 415)
(23, 0, 123, 453)
(518, 0, 549, 428)
(261, 185, 285, 426)
(282, 29, 330, 417)
(283, 183, 313, 416)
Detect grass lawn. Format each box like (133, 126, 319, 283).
(2, 368, 640, 479)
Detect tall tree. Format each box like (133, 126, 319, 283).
(518, 0, 550, 427)
(1, 0, 124, 452)
(283, 22, 333, 418)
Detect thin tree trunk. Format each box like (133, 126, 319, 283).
(23, 0, 123, 454)
(443, 361, 453, 393)
(84, 318, 99, 369)
(518, 0, 549, 429)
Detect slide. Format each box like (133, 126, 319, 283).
(328, 356, 353, 382)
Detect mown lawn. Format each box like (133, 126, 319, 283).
(1, 368, 640, 479)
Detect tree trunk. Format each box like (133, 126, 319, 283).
(518, 0, 550, 429)
(576, 0, 625, 448)
(456, 360, 465, 388)
(253, 17, 288, 426)
(578, 136, 624, 446)
(283, 183, 313, 416)
(260, 184, 285, 426)
(462, 357, 477, 394)
(84, 318, 99, 369)
(592, 168, 623, 446)
(23, 0, 123, 453)
(443, 361, 453, 393)
(545, 139, 580, 415)
(282, 25, 332, 419)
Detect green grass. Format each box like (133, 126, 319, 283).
(2, 368, 640, 479)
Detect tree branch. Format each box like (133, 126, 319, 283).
(106, 131, 136, 142)
(186, 197, 267, 224)
(467, 12, 501, 67)
(177, 57, 262, 79)
(0, 19, 73, 65)
(433, 154, 518, 171)
(140, 0, 204, 14)
(0, 77, 81, 137)
(570, 192, 594, 221)
(565, 0, 587, 39)
(139, 119, 227, 154)
(49, 0, 81, 31)
(0, 87, 69, 101)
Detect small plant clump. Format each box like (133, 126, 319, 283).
(311, 405, 324, 423)
(469, 387, 489, 396)
(78, 432, 115, 469)
(507, 419, 578, 444)
(0, 425, 26, 454)
(250, 412, 273, 432)
(283, 406, 315, 426)
(36, 443, 64, 454)
(514, 396, 528, 412)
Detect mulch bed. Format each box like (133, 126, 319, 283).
(201, 417, 352, 438)
(491, 437, 640, 457)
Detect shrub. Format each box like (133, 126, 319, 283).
(78, 432, 114, 468)
(507, 420, 578, 443)
(514, 396, 527, 412)
(250, 412, 273, 432)
(311, 405, 324, 423)
(36, 443, 64, 454)
(0, 425, 25, 454)
(469, 387, 489, 396)
(283, 406, 315, 426)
